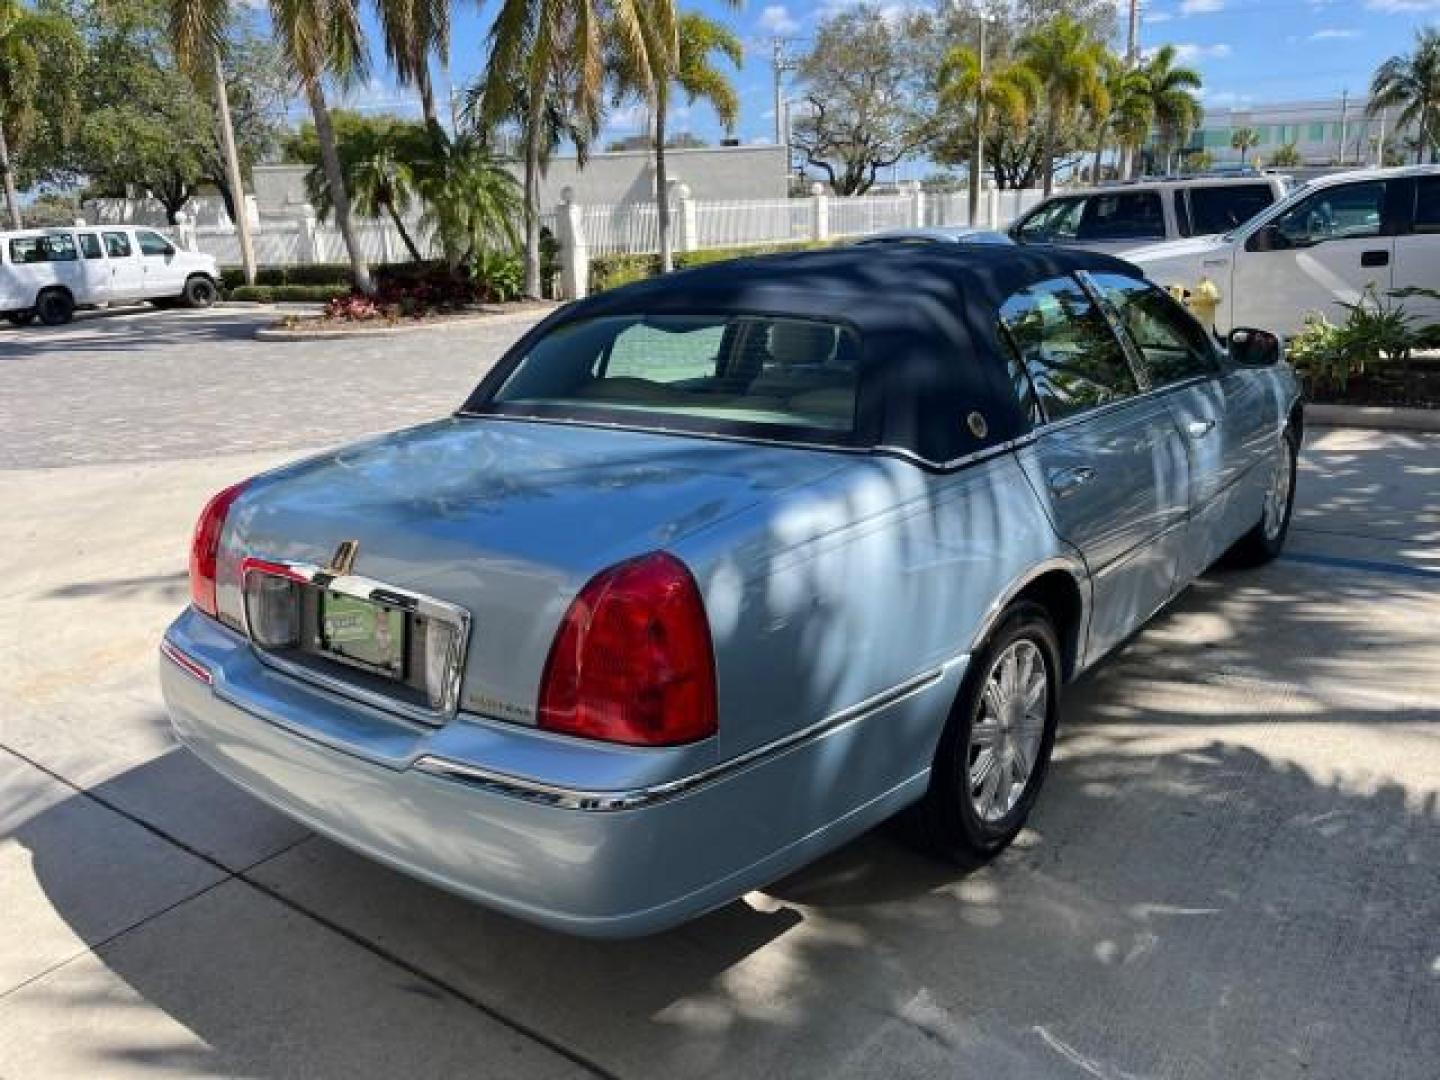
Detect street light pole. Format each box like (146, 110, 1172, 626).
(969, 18, 986, 225)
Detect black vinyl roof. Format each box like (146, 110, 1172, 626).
(491, 245, 1145, 464)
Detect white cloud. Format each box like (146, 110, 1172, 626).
(1365, 0, 1440, 10)
(759, 4, 800, 34)
(1179, 0, 1224, 13)
(1147, 11, 1176, 22)
(1166, 42, 1233, 62)
(1201, 90, 1254, 107)
(1309, 27, 1361, 38)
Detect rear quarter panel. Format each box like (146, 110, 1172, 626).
(673, 450, 1075, 762)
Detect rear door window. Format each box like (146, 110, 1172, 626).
(9, 234, 78, 264)
(1412, 176, 1440, 234)
(1076, 192, 1165, 242)
(79, 233, 104, 259)
(137, 230, 174, 256)
(999, 276, 1138, 420)
(1188, 184, 1278, 235)
(104, 232, 133, 258)
(485, 314, 863, 442)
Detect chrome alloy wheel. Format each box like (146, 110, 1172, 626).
(1263, 438, 1294, 541)
(967, 639, 1048, 823)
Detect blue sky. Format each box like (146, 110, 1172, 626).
(324, 0, 1440, 144)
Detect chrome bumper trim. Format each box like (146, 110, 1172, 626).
(411, 660, 960, 812)
(161, 638, 213, 684)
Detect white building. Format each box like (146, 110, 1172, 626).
(1180, 96, 1420, 168)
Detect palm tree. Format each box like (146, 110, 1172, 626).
(172, 0, 376, 294)
(1019, 15, 1109, 197)
(417, 129, 523, 270)
(1369, 27, 1440, 165)
(1090, 52, 1150, 185)
(939, 43, 1039, 221)
(1230, 126, 1258, 165)
(376, 0, 450, 127)
(1141, 44, 1202, 175)
(0, 0, 81, 229)
(479, 0, 673, 298)
(304, 117, 428, 261)
(615, 9, 741, 273)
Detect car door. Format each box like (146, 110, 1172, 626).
(1004, 274, 1191, 662)
(1090, 270, 1272, 580)
(1232, 178, 1398, 335)
(1391, 173, 1440, 328)
(135, 229, 183, 297)
(103, 231, 145, 299)
(75, 232, 112, 306)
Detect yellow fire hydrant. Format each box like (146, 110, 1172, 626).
(1169, 277, 1223, 331)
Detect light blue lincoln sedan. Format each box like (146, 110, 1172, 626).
(160, 245, 1302, 937)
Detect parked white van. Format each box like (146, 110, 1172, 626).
(0, 226, 220, 327)
(1124, 165, 1440, 338)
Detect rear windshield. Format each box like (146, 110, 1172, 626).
(1187, 184, 1276, 236)
(472, 314, 863, 444)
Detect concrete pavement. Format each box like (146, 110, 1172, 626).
(1, 311, 1436, 1078)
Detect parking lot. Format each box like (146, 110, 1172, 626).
(2, 308, 1437, 1078)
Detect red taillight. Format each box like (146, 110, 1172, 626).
(538, 552, 718, 746)
(189, 480, 249, 617)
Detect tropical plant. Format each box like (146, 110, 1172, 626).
(1368, 27, 1440, 165)
(1230, 126, 1259, 165)
(171, 0, 377, 293)
(1088, 50, 1150, 184)
(613, 8, 741, 273)
(0, 0, 82, 228)
(1018, 15, 1109, 196)
(376, 0, 450, 126)
(1140, 44, 1202, 175)
(938, 42, 1040, 215)
(416, 129, 523, 272)
(1268, 142, 1302, 168)
(1290, 285, 1418, 394)
(477, 0, 668, 297)
(298, 113, 429, 261)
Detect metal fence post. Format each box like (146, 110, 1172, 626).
(558, 187, 589, 300)
(811, 183, 829, 242)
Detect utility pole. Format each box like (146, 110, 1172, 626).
(1121, 0, 1141, 179)
(1337, 88, 1349, 166)
(969, 18, 986, 225)
(213, 49, 257, 287)
(771, 38, 798, 177)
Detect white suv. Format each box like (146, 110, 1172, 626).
(1124, 165, 1440, 338)
(1009, 174, 1291, 254)
(0, 225, 220, 327)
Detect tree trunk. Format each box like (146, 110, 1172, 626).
(1092, 123, 1107, 184)
(656, 102, 672, 274)
(522, 92, 543, 299)
(1041, 120, 1057, 197)
(417, 60, 439, 130)
(306, 77, 374, 295)
(213, 50, 257, 287)
(0, 123, 23, 230)
(386, 201, 424, 261)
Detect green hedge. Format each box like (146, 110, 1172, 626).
(228, 284, 351, 303)
(589, 241, 833, 294)
(220, 264, 359, 291)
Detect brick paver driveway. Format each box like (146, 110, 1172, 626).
(1, 308, 1437, 1079)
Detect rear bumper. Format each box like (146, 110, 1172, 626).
(161, 609, 961, 937)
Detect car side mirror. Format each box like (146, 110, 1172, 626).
(1229, 327, 1282, 368)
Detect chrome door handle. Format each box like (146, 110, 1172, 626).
(1047, 465, 1096, 497)
(1186, 419, 1217, 438)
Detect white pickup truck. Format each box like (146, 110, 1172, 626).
(1123, 165, 1440, 338)
(0, 225, 220, 327)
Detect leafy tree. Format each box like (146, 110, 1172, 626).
(1230, 126, 1259, 165)
(0, 0, 82, 227)
(792, 4, 937, 195)
(612, 8, 740, 272)
(1141, 44, 1202, 175)
(1018, 14, 1108, 195)
(1368, 27, 1440, 165)
(172, 0, 377, 293)
(477, 0, 670, 298)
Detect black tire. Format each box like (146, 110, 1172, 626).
(35, 290, 75, 327)
(182, 275, 218, 309)
(1226, 426, 1298, 567)
(4, 310, 35, 327)
(906, 601, 1062, 863)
